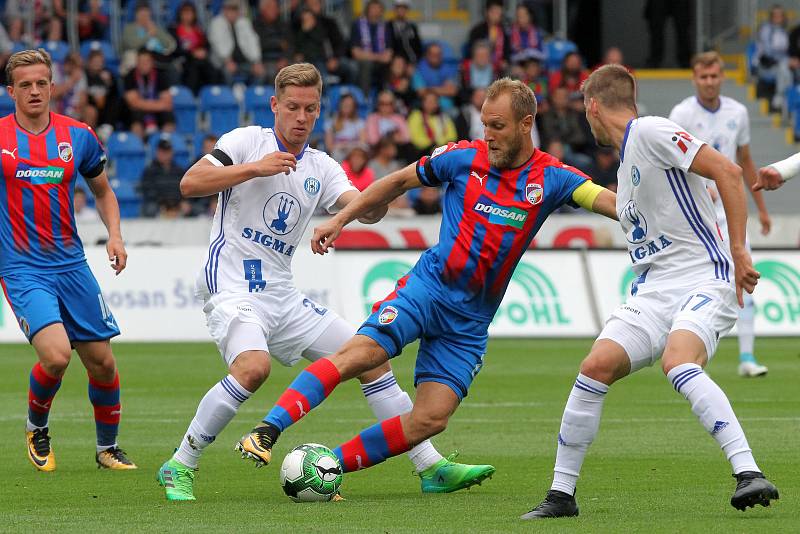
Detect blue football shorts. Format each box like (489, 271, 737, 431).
(1, 263, 120, 343)
(358, 272, 489, 400)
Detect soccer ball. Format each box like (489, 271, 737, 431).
(279, 443, 343, 502)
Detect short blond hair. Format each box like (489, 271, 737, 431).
(581, 64, 636, 111)
(485, 77, 537, 120)
(6, 48, 53, 85)
(691, 51, 724, 70)
(274, 63, 323, 99)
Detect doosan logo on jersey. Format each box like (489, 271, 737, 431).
(241, 227, 296, 257)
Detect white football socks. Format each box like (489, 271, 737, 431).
(360, 371, 443, 472)
(174, 375, 252, 469)
(668, 363, 759, 474)
(551, 374, 608, 496)
(738, 292, 756, 357)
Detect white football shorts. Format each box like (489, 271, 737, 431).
(203, 286, 352, 367)
(598, 280, 739, 372)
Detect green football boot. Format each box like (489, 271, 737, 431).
(156, 458, 197, 501)
(418, 452, 496, 493)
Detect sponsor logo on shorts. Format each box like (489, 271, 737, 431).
(304, 176, 320, 196)
(378, 305, 398, 325)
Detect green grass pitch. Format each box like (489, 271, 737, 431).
(0, 338, 797, 533)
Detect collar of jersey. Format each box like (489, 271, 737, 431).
(694, 96, 721, 113)
(274, 133, 308, 161)
(619, 118, 634, 162)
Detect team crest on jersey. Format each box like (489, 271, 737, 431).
(263, 192, 301, 236)
(727, 119, 737, 131)
(631, 165, 641, 186)
(378, 305, 398, 325)
(304, 177, 321, 196)
(622, 200, 648, 244)
(58, 142, 73, 163)
(525, 182, 543, 205)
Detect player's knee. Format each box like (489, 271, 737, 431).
(230, 352, 271, 391)
(89, 356, 117, 382)
(40, 351, 71, 377)
(579, 354, 619, 385)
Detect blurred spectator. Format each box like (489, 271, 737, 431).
(123, 49, 175, 138)
(350, 0, 393, 94)
(512, 50, 548, 110)
(208, 0, 265, 84)
(510, 4, 544, 62)
(74, 186, 99, 223)
(140, 138, 188, 218)
(365, 90, 410, 147)
(385, 55, 415, 111)
(85, 49, 120, 130)
(413, 42, 459, 112)
(78, 0, 109, 41)
(0, 23, 13, 85)
(369, 136, 402, 178)
(254, 0, 292, 83)
(411, 186, 442, 215)
(388, 0, 422, 64)
(342, 146, 375, 191)
(548, 51, 589, 97)
(293, 7, 334, 67)
(171, 2, 220, 94)
(538, 86, 591, 163)
(455, 87, 486, 141)
(595, 46, 633, 72)
(303, 0, 346, 58)
(643, 0, 690, 68)
(756, 4, 791, 110)
(467, 0, 509, 70)
(322, 55, 354, 86)
(460, 40, 496, 102)
(325, 93, 367, 160)
(408, 90, 457, 158)
(5, 0, 56, 43)
(584, 146, 619, 192)
(53, 53, 88, 122)
(122, 2, 177, 70)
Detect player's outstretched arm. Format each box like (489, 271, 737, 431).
(334, 190, 389, 224)
(87, 170, 127, 275)
(571, 182, 618, 220)
(690, 145, 760, 305)
(737, 144, 771, 235)
(180, 152, 297, 197)
(311, 163, 421, 254)
(754, 151, 800, 191)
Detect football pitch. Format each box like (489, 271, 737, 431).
(0, 338, 797, 533)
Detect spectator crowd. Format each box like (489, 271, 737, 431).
(0, 0, 624, 219)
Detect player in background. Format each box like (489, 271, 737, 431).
(756, 153, 800, 189)
(156, 63, 493, 501)
(524, 65, 778, 520)
(669, 51, 772, 377)
(234, 79, 618, 485)
(0, 49, 136, 471)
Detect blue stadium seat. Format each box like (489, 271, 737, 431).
(80, 40, 119, 74)
(545, 39, 578, 72)
(109, 178, 142, 218)
(42, 40, 71, 64)
(147, 132, 190, 169)
(244, 85, 276, 128)
(199, 85, 240, 136)
(0, 90, 14, 117)
(170, 85, 199, 135)
(106, 132, 146, 182)
(325, 84, 368, 118)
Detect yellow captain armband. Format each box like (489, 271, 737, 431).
(571, 181, 605, 211)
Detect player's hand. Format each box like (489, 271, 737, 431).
(106, 236, 127, 275)
(311, 219, 344, 255)
(732, 250, 760, 307)
(251, 151, 297, 177)
(759, 210, 772, 235)
(754, 166, 785, 191)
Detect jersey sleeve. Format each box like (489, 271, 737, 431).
(319, 155, 358, 213)
(639, 117, 705, 172)
(76, 126, 107, 178)
(205, 128, 253, 166)
(736, 107, 751, 147)
(415, 140, 476, 187)
(546, 163, 590, 208)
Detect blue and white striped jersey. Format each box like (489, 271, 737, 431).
(615, 116, 733, 290)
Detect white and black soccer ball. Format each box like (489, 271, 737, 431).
(279, 443, 343, 502)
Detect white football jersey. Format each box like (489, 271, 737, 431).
(196, 127, 356, 297)
(616, 116, 733, 293)
(669, 95, 750, 222)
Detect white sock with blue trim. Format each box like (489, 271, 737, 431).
(174, 375, 252, 469)
(667, 363, 759, 474)
(738, 292, 756, 360)
(361, 371, 443, 472)
(551, 373, 609, 496)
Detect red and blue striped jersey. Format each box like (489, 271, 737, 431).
(0, 112, 107, 275)
(415, 139, 588, 320)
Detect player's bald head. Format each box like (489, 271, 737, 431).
(485, 78, 537, 121)
(275, 63, 323, 100)
(582, 64, 637, 112)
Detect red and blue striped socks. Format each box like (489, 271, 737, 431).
(27, 363, 62, 429)
(263, 358, 340, 430)
(88, 372, 121, 450)
(333, 415, 410, 472)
